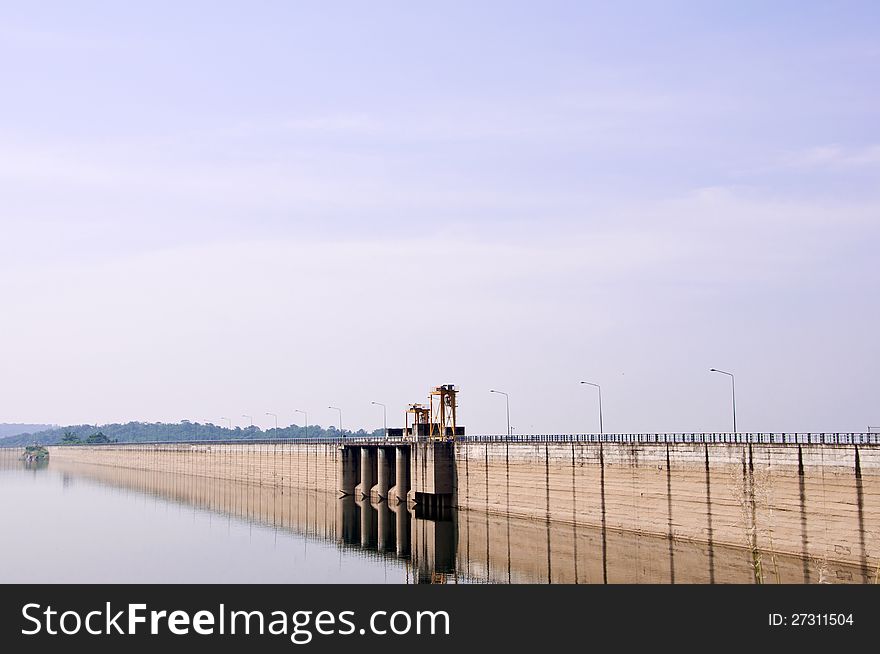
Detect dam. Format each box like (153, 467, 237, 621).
(3, 386, 878, 583)
(20, 429, 877, 584)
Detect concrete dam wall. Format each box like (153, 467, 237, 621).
(41, 439, 880, 580)
(49, 442, 341, 492)
(454, 441, 879, 581)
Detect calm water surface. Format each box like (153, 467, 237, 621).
(0, 462, 407, 583)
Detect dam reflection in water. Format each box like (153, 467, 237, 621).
(267, 487, 861, 585)
(1, 456, 852, 583)
(339, 498, 456, 584)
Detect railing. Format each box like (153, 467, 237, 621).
(460, 433, 879, 445)
(0, 436, 394, 448)
(3, 432, 878, 448)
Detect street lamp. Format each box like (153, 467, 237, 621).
(219, 417, 231, 429)
(371, 401, 387, 439)
(265, 412, 278, 432)
(295, 409, 308, 439)
(328, 406, 343, 439)
(242, 414, 253, 428)
(489, 390, 510, 437)
(580, 382, 603, 434)
(709, 368, 737, 433)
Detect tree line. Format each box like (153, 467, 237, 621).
(0, 421, 382, 447)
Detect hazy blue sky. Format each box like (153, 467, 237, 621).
(1, 2, 878, 434)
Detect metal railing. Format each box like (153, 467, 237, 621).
(3, 432, 878, 448)
(0, 436, 394, 448)
(460, 433, 879, 445)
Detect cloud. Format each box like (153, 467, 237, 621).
(0, 24, 128, 51)
(782, 144, 880, 169)
(280, 114, 381, 134)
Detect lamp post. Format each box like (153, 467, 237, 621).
(489, 390, 510, 437)
(295, 409, 308, 439)
(242, 414, 253, 428)
(220, 417, 231, 429)
(579, 381, 603, 434)
(265, 412, 278, 432)
(371, 401, 387, 439)
(709, 368, 737, 433)
(329, 406, 343, 439)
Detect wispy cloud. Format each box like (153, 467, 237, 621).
(0, 24, 127, 51)
(782, 144, 880, 169)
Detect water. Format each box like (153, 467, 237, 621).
(0, 462, 406, 583)
(0, 456, 854, 583)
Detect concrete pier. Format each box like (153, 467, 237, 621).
(338, 446, 359, 496)
(376, 447, 395, 500)
(340, 444, 411, 503)
(391, 445, 410, 503)
(356, 446, 377, 499)
(409, 441, 455, 510)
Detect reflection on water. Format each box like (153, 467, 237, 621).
(339, 499, 455, 584)
(0, 453, 861, 583)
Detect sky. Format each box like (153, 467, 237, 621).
(1, 1, 878, 434)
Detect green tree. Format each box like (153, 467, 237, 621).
(61, 431, 82, 444)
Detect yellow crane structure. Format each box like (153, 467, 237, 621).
(405, 403, 431, 436)
(429, 384, 458, 440)
(403, 384, 462, 441)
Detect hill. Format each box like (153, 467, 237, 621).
(0, 424, 55, 439)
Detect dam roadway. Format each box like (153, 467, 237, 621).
(10, 432, 879, 583)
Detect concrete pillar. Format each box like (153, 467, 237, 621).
(357, 447, 376, 499)
(338, 446, 359, 496)
(391, 445, 410, 503)
(376, 447, 392, 499)
(407, 441, 454, 509)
